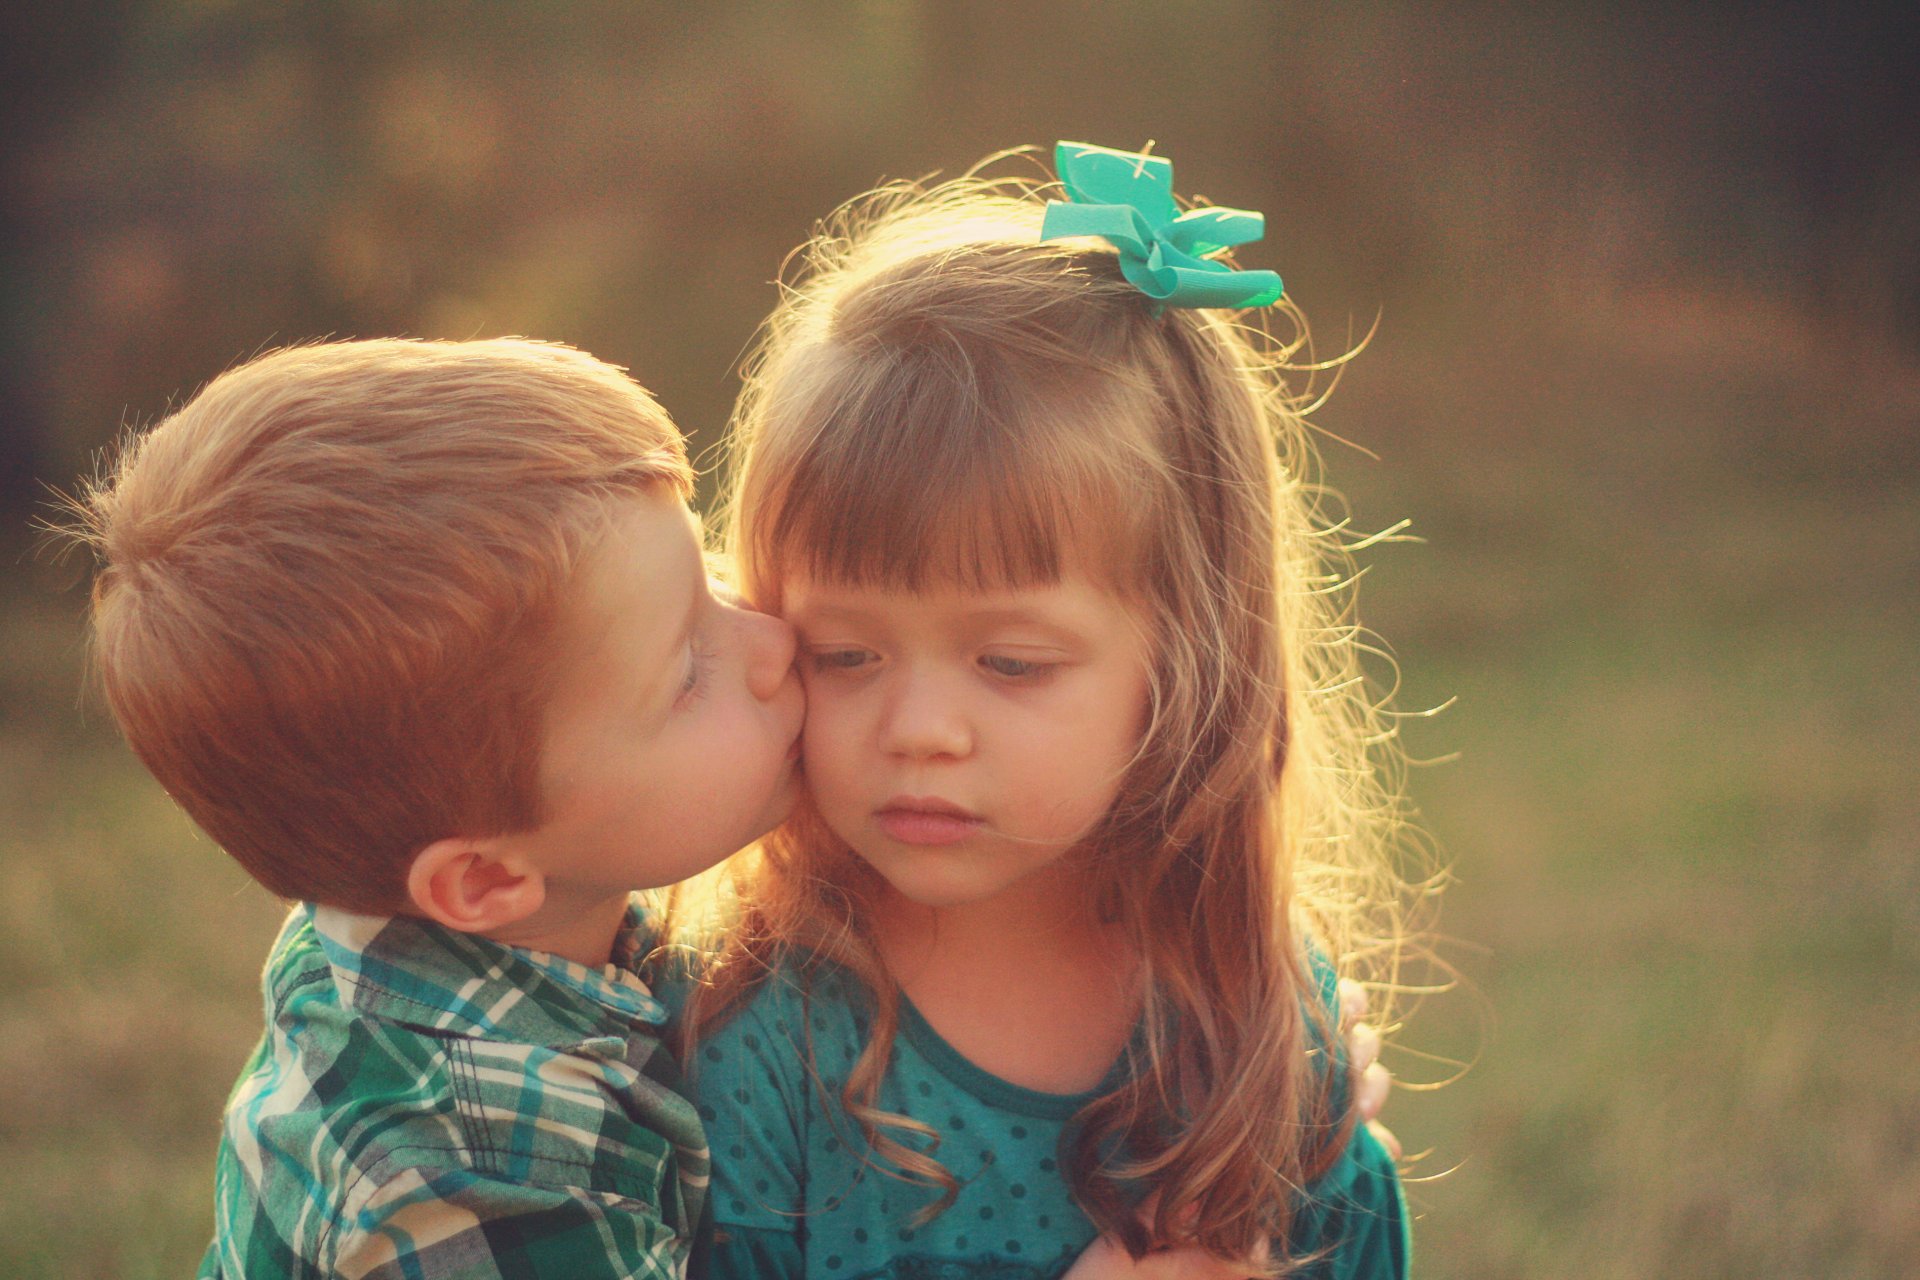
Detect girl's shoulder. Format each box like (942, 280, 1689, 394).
(1289, 945, 1412, 1272)
(668, 948, 874, 1054)
(1295, 1120, 1412, 1277)
(1305, 940, 1342, 1022)
(680, 952, 875, 1188)
(637, 943, 706, 1021)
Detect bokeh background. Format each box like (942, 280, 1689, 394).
(4, 3, 1916, 1276)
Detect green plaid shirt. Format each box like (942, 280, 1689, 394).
(200, 901, 710, 1279)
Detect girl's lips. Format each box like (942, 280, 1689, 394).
(876, 799, 982, 845)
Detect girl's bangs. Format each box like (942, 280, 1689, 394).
(759, 355, 1148, 594)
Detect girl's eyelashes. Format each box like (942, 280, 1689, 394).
(807, 646, 876, 674)
(804, 646, 1061, 679)
(979, 653, 1056, 680)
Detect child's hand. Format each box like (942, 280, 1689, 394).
(1063, 1189, 1270, 1280)
(1338, 978, 1401, 1161)
(1062, 1234, 1268, 1280)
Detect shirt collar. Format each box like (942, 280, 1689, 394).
(305, 898, 668, 1052)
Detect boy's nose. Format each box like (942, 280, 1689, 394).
(741, 607, 798, 702)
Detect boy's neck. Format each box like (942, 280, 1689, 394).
(478, 891, 630, 970)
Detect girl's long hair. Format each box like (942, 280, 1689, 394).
(675, 167, 1422, 1272)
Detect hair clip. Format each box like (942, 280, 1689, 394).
(1039, 140, 1284, 311)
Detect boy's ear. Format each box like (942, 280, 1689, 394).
(405, 837, 547, 935)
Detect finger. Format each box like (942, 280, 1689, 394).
(1142, 1244, 1266, 1280)
(1135, 1188, 1198, 1236)
(1367, 1118, 1404, 1162)
(1354, 1059, 1391, 1121)
(1345, 1020, 1381, 1073)
(1337, 977, 1369, 1024)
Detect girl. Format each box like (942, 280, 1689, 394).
(678, 142, 1417, 1279)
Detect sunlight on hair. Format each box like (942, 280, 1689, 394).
(675, 151, 1449, 1272)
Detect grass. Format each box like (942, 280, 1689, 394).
(1396, 599, 1920, 1276)
(1343, 358, 1920, 1275)
(3, 331, 1914, 1276)
(0, 627, 288, 1276)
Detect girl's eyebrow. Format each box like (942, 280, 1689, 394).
(798, 599, 1090, 648)
(786, 600, 872, 627)
(793, 596, 1061, 622)
(957, 605, 1076, 630)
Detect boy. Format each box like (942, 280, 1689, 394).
(70, 338, 803, 1278)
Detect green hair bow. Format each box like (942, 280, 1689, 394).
(1039, 140, 1284, 311)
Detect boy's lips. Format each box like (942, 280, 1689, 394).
(875, 796, 982, 845)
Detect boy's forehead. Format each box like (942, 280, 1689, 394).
(559, 494, 700, 647)
(534, 494, 703, 771)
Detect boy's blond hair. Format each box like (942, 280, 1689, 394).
(68, 338, 692, 913)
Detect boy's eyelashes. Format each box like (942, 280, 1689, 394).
(675, 634, 718, 705)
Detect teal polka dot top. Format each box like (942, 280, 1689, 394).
(662, 957, 1408, 1280)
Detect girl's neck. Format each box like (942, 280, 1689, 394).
(871, 858, 1142, 1094)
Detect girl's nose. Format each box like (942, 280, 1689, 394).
(881, 670, 971, 760)
(739, 606, 798, 702)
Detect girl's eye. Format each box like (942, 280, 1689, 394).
(980, 654, 1052, 679)
(809, 647, 875, 674)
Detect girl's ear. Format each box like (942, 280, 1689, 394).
(405, 837, 547, 935)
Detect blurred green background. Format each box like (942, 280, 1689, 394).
(4, 3, 1916, 1276)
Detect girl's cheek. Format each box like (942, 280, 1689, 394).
(798, 706, 837, 768)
